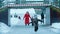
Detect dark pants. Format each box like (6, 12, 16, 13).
(32, 23, 34, 26)
(30, 22, 34, 26)
(34, 23, 38, 32)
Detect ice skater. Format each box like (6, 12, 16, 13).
(14, 13, 18, 18)
(31, 14, 42, 32)
(18, 16, 21, 19)
(41, 12, 44, 24)
(23, 11, 31, 26)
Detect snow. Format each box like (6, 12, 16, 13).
(0, 22, 10, 33)
(10, 8, 35, 14)
(37, 15, 41, 20)
(9, 8, 36, 26)
(51, 23, 60, 33)
(37, 15, 42, 25)
(9, 8, 47, 26)
(10, 17, 21, 26)
(1, 26, 57, 34)
(51, 23, 60, 29)
(51, 28, 60, 33)
(37, 14, 46, 25)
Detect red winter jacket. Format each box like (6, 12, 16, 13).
(24, 13, 30, 24)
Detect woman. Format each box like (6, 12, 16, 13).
(23, 11, 31, 26)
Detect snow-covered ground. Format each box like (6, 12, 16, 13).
(50, 23, 60, 33)
(0, 20, 60, 34)
(51, 23, 60, 29)
(0, 25, 58, 34)
(0, 22, 60, 34)
(0, 22, 10, 33)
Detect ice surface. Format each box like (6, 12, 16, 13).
(2, 26, 57, 34)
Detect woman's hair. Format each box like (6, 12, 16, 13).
(26, 11, 29, 14)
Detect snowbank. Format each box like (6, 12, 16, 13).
(51, 23, 60, 29)
(0, 22, 10, 33)
(51, 23, 60, 33)
(37, 15, 41, 20)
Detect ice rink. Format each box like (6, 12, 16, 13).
(0, 25, 59, 34)
(0, 8, 60, 34)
